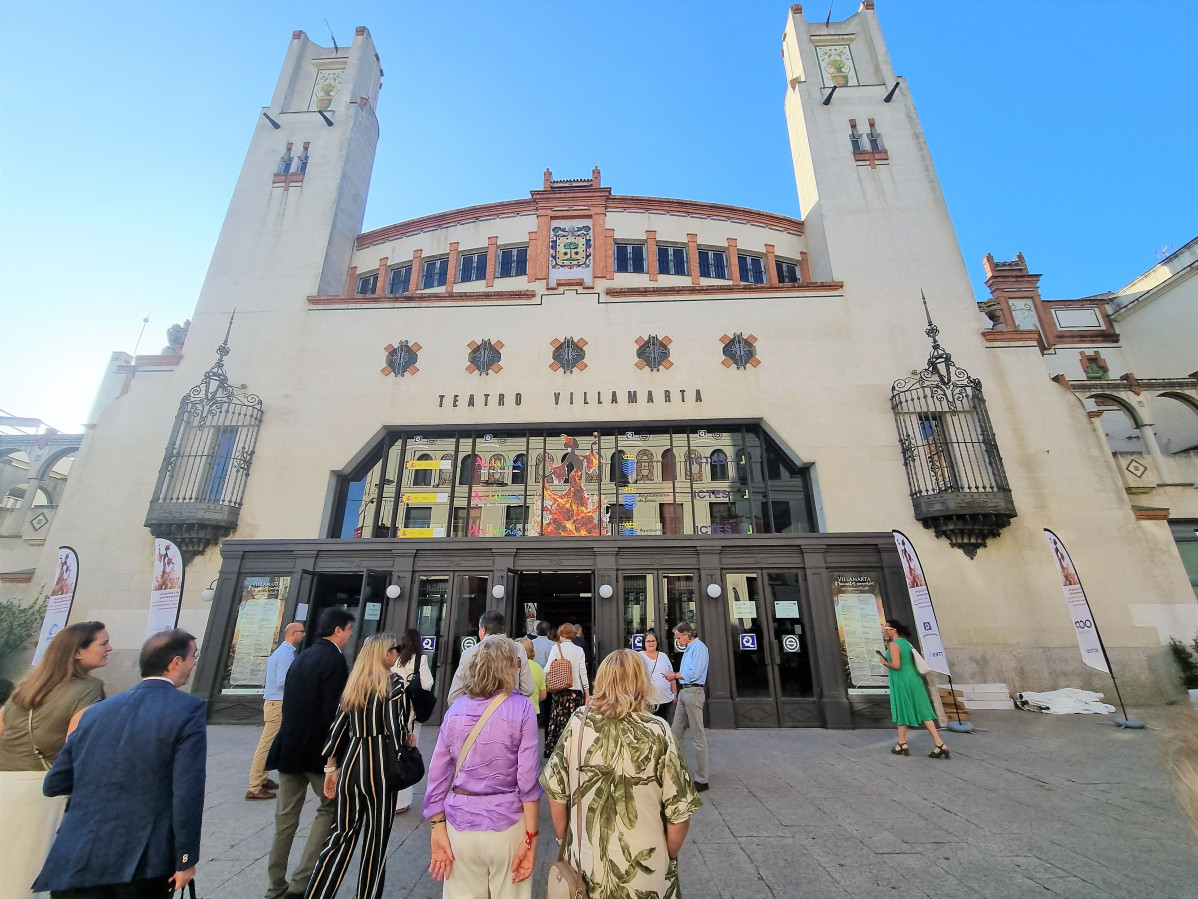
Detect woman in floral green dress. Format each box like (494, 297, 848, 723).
(541, 649, 701, 898)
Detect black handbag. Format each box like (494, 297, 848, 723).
(405, 673, 437, 724)
(385, 720, 425, 790)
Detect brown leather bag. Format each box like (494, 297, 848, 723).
(545, 645, 574, 693)
(547, 707, 589, 899)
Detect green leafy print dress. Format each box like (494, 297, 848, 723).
(541, 708, 702, 899)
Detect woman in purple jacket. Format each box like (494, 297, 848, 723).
(423, 639, 541, 898)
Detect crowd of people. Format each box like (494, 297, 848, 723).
(0, 603, 956, 898)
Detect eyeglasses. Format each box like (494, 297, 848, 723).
(389, 646, 400, 653)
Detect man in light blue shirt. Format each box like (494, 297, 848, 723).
(532, 620, 555, 669)
(247, 621, 305, 800)
(666, 621, 710, 790)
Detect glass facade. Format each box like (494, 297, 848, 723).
(332, 422, 816, 540)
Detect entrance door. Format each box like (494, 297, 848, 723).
(620, 572, 696, 674)
(726, 570, 821, 727)
(298, 569, 390, 666)
(412, 573, 489, 724)
(512, 571, 594, 674)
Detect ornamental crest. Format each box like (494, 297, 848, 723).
(720, 332, 760, 370)
(635, 335, 673, 371)
(551, 225, 591, 269)
(381, 340, 420, 377)
(467, 339, 504, 375)
(550, 337, 588, 373)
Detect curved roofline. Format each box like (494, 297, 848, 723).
(357, 194, 803, 248)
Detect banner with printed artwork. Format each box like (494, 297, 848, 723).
(1044, 529, 1109, 674)
(892, 530, 950, 676)
(32, 546, 79, 665)
(145, 538, 185, 638)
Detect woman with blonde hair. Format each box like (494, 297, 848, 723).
(0, 621, 111, 899)
(424, 638, 541, 898)
(305, 632, 410, 899)
(543, 622, 588, 758)
(542, 649, 701, 898)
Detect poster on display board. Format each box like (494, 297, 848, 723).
(831, 572, 889, 693)
(225, 576, 290, 691)
(32, 546, 79, 665)
(145, 539, 184, 639)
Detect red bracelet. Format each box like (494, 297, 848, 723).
(524, 830, 538, 847)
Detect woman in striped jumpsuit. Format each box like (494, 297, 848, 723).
(305, 632, 409, 899)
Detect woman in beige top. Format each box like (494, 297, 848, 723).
(0, 621, 110, 899)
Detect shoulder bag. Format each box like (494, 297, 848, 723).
(548, 707, 589, 899)
(27, 708, 52, 771)
(383, 688, 426, 790)
(545, 645, 574, 694)
(452, 692, 509, 782)
(404, 668, 437, 724)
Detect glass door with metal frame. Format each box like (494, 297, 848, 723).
(412, 573, 489, 723)
(725, 570, 820, 727)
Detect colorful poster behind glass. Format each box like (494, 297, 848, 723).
(1044, 529, 1109, 673)
(145, 538, 184, 638)
(831, 572, 889, 692)
(32, 546, 79, 665)
(892, 530, 950, 676)
(532, 434, 600, 536)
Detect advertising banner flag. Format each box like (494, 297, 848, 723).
(1044, 529, 1109, 674)
(32, 546, 79, 665)
(146, 538, 185, 638)
(892, 530, 950, 676)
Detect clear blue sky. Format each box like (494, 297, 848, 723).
(2, 0, 1194, 432)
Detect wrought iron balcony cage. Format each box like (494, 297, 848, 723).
(145, 318, 262, 562)
(890, 298, 1015, 557)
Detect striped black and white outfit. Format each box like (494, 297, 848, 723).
(304, 676, 406, 899)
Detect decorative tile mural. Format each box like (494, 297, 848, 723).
(549, 221, 593, 287)
(816, 45, 858, 87)
(308, 67, 344, 112)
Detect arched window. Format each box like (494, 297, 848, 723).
(413, 453, 433, 487)
(635, 449, 655, 482)
(661, 448, 677, 482)
(609, 450, 630, 485)
(687, 449, 704, 481)
(458, 454, 482, 486)
(709, 449, 728, 481)
(487, 454, 507, 486)
(533, 452, 549, 483)
(512, 453, 527, 485)
(438, 454, 454, 487)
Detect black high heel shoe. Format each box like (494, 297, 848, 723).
(890, 743, 909, 756)
(928, 743, 950, 759)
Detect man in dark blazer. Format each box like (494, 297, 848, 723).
(33, 629, 206, 898)
(265, 607, 355, 899)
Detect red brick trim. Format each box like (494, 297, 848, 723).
(646, 230, 658, 281)
(308, 290, 538, 307)
(602, 227, 615, 281)
(272, 172, 305, 190)
(356, 195, 803, 248)
(764, 244, 778, 286)
(1133, 508, 1170, 521)
(132, 354, 184, 367)
(687, 234, 700, 286)
(727, 238, 741, 285)
(376, 257, 388, 297)
(409, 250, 423, 294)
(981, 330, 1042, 346)
(593, 210, 608, 280)
(606, 281, 843, 298)
(485, 236, 498, 287)
(0, 570, 35, 583)
(345, 266, 358, 296)
(445, 243, 459, 293)
(799, 251, 811, 283)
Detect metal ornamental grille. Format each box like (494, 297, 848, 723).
(890, 379, 1009, 499)
(155, 393, 262, 507)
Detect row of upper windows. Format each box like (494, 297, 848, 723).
(614, 243, 800, 285)
(357, 243, 801, 294)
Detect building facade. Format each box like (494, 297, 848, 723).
(10, 5, 1197, 724)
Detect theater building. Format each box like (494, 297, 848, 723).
(15, 3, 1197, 726)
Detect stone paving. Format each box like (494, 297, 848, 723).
(197, 708, 1198, 898)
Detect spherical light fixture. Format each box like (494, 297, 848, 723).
(385, 584, 402, 600)
(200, 580, 218, 603)
(706, 583, 722, 599)
(492, 584, 506, 599)
(598, 584, 614, 599)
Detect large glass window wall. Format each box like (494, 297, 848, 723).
(331, 422, 816, 540)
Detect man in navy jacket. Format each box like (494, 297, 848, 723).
(33, 628, 207, 898)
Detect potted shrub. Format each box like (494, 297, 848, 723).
(1169, 634, 1198, 705)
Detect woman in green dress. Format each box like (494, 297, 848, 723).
(878, 619, 949, 759)
(541, 649, 701, 898)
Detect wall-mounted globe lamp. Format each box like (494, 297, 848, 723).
(598, 584, 614, 599)
(492, 584, 506, 599)
(200, 580, 218, 603)
(385, 584, 402, 600)
(706, 583, 722, 599)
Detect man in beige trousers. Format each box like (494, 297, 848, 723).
(247, 621, 305, 800)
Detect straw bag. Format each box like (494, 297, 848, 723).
(545, 645, 574, 693)
(548, 707, 589, 899)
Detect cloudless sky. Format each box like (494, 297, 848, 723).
(2, 0, 1194, 432)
